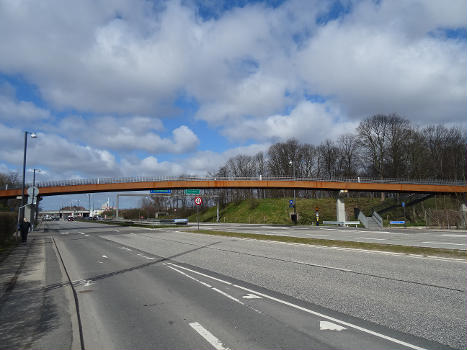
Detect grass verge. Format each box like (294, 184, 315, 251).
(185, 229, 467, 260)
(76, 219, 187, 229)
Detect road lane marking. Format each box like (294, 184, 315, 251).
(321, 228, 336, 231)
(102, 255, 109, 259)
(79, 232, 86, 235)
(189, 322, 230, 350)
(136, 253, 155, 260)
(120, 247, 133, 251)
(167, 264, 243, 305)
(422, 241, 466, 246)
(441, 234, 466, 238)
(357, 237, 386, 241)
(305, 234, 329, 237)
(320, 321, 346, 331)
(166, 264, 212, 288)
(212, 288, 244, 305)
(243, 293, 262, 299)
(169, 263, 429, 350)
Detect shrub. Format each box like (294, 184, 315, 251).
(0, 212, 17, 243)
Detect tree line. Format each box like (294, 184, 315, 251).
(215, 114, 466, 181)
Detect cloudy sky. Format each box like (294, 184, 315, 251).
(0, 0, 465, 209)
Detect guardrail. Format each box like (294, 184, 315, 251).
(7, 175, 465, 190)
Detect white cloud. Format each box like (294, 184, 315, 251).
(52, 115, 199, 154)
(297, 13, 466, 124)
(222, 101, 358, 144)
(0, 94, 50, 122)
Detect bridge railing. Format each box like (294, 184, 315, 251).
(10, 175, 465, 190)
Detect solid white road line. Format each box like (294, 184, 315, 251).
(211, 287, 244, 305)
(169, 263, 428, 350)
(166, 264, 243, 305)
(189, 322, 230, 350)
(441, 234, 466, 238)
(357, 237, 386, 241)
(166, 264, 212, 288)
(422, 241, 466, 246)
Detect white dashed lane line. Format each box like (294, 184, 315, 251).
(189, 322, 231, 350)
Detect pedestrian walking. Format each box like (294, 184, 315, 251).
(19, 218, 31, 243)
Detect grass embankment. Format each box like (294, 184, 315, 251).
(191, 197, 382, 225)
(186, 229, 467, 259)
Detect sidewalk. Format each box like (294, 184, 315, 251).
(0, 229, 76, 350)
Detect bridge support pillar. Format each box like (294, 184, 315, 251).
(461, 204, 467, 229)
(217, 198, 220, 223)
(116, 195, 119, 220)
(337, 198, 346, 223)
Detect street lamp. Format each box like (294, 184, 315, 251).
(289, 160, 297, 220)
(19, 131, 37, 225)
(31, 168, 41, 229)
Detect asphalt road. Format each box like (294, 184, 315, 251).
(38, 220, 465, 349)
(196, 222, 467, 250)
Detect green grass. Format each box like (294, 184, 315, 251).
(185, 229, 467, 259)
(191, 197, 382, 225)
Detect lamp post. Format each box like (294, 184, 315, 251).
(31, 168, 40, 230)
(18, 131, 37, 239)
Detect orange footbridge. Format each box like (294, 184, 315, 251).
(0, 177, 465, 199)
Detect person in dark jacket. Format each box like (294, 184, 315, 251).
(19, 218, 31, 243)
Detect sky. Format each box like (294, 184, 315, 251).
(0, 0, 466, 210)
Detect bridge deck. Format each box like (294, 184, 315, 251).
(0, 179, 466, 198)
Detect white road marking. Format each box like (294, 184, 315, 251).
(166, 264, 212, 288)
(357, 237, 386, 241)
(242, 293, 262, 299)
(189, 322, 230, 350)
(441, 234, 466, 238)
(305, 234, 329, 237)
(321, 228, 336, 231)
(120, 247, 132, 251)
(422, 241, 466, 246)
(136, 253, 155, 260)
(320, 321, 346, 331)
(212, 288, 244, 305)
(113, 229, 120, 232)
(102, 255, 109, 259)
(166, 264, 243, 305)
(79, 232, 86, 235)
(169, 263, 429, 350)
(98, 261, 104, 264)
(292, 260, 352, 272)
(60, 232, 69, 235)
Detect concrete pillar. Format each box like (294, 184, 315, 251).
(216, 198, 220, 223)
(116, 194, 119, 219)
(461, 204, 467, 229)
(337, 198, 346, 223)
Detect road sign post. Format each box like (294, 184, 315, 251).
(194, 196, 202, 230)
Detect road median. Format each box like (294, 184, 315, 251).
(185, 229, 467, 260)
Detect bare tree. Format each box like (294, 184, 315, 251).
(336, 134, 360, 177)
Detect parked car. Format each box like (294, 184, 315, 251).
(67, 216, 74, 221)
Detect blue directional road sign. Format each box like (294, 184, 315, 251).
(390, 221, 405, 224)
(289, 199, 295, 208)
(150, 189, 171, 194)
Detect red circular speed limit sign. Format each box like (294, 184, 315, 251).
(194, 196, 203, 206)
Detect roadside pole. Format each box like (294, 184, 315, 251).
(194, 196, 202, 231)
